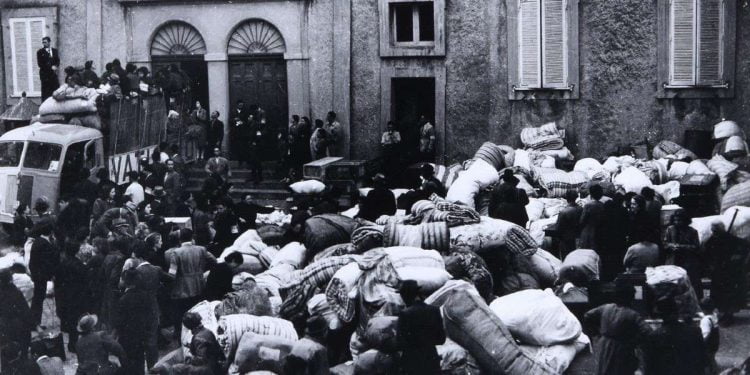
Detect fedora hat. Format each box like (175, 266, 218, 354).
(77, 314, 98, 333)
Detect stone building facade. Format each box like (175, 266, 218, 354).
(2, 0, 750, 163)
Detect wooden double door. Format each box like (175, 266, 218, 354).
(229, 55, 288, 161)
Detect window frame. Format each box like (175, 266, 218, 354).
(506, 0, 580, 100)
(380, 0, 445, 57)
(657, 0, 736, 99)
(8, 17, 46, 98)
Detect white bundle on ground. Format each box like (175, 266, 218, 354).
(490, 289, 582, 346)
(534, 168, 588, 198)
(526, 199, 546, 222)
(233, 332, 296, 374)
(181, 300, 221, 358)
(289, 179, 326, 194)
(529, 248, 563, 287)
(520, 334, 590, 374)
(254, 264, 297, 298)
(653, 181, 681, 203)
(217, 314, 298, 359)
(425, 280, 481, 307)
(307, 294, 342, 330)
(440, 287, 556, 374)
(255, 211, 291, 226)
(646, 265, 701, 317)
(0, 252, 24, 270)
(446, 158, 499, 208)
(707, 155, 739, 191)
(540, 198, 568, 218)
(721, 181, 750, 213)
(693, 206, 750, 244)
(719, 135, 750, 158)
(602, 155, 636, 174)
(559, 249, 600, 283)
(614, 166, 653, 194)
(384, 247, 451, 293)
(529, 216, 557, 245)
(326, 262, 363, 322)
(691, 215, 723, 244)
(39, 87, 98, 115)
(540, 147, 574, 161)
(667, 161, 690, 181)
(574, 158, 609, 181)
(513, 149, 533, 173)
(686, 160, 714, 175)
(450, 216, 538, 256)
(269, 242, 306, 269)
(13, 273, 33, 306)
(437, 339, 482, 374)
(714, 120, 745, 140)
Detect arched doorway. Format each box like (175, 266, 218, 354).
(227, 19, 288, 161)
(150, 21, 209, 111)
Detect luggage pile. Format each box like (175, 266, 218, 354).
(37, 84, 102, 129)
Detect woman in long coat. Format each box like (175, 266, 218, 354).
(56, 241, 90, 351)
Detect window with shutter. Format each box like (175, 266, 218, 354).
(9, 17, 45, 97)
(512, 0, 575, 95)
(667, 0, 726, 87)
(518, 0, 541, 88)
(542, 0, 567, 88)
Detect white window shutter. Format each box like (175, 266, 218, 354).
(29, 19, 44, 95)
(697, 0, 723, 85)
(670, 0, 696, 85)
(10, 20, 31, 96)
(518, 0, 541, 88)
(542, 0, 568, 88)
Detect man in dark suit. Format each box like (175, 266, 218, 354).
(115, 269, 150, 375)
(29, 217, 59, 327)
(37, 36, 60, 100)
(230, 100, 249, 161)
(396, 280, 445, 375)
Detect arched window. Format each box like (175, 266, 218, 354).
(150, 21, 207, 56)
(227, 20, 286, 55)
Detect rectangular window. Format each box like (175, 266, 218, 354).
(669, 0, 724, 87)
(9, 17, 45, 97)
(517, 0, 568, 89)
(23, 142, 62, 172)
(390, 2, 435, 45)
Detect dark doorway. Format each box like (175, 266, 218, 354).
(228, 55, 288, 161)
(152, 55, 209, 113)
(392, 77, 436, 164)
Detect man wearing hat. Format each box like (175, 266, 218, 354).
(75, 314, 126, 375)
(28, 217, 59, 326)
(285, 314, 329, 375)
(396, 280, 445, 375)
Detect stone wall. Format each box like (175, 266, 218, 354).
(350, 0, 750, 163)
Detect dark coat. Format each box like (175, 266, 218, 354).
(11, 214, 32, 247)
(205, 262, 234, 301)
(707, 232, 750, 313)
(134, 263, 168, 323)
(207, 119, 224, 148)
(55, 254, 90, 333)
(556, 204, 583, 256)
(584, 303, 650, 375)
(358, 187, 397, 222)
(115, 288, 150, 346)
(396, 301, 445, 375)
(0, 284, 34, 347)
(29, 236, 59, 282)
(579, 199, 605, 250)
(36, 47, 59, 77)
(235, 201, 274, 231)
(213, 211, 239, 249)
(643, 321, 706, 375)
(75, 331, 126, 375)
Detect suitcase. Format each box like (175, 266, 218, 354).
(30, 331, 66, 361)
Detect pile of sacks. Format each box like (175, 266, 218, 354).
(37, 84, 101, 129)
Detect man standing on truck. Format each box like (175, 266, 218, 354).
(37, 36, 59, 101)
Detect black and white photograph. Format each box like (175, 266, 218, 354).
(0, 0, 749, 373)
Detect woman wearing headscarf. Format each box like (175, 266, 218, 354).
(663, 210, 703, 299)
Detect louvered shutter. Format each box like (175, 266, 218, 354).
(518, 0, 541, 88)
(697, 0, 723, 85)
(670, 0, 696, 85)
(10, 20, 30, 96)
(542, 0, 567, 88)
(28, 19, 44, 95)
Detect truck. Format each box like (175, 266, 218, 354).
(0, 95, 169, 223)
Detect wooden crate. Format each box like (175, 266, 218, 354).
(326, 160, 372, 181)
(302, 157, 343, 180)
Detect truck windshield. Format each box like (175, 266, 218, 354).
(23, 142, 62, 172)
(0, 141, 23, 167)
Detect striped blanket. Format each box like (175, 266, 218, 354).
(521, 123, 565, 151)
(433, 163, 464, 190)
(534, 168, 588, 198)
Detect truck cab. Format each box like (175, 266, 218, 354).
(0, 123, 104, 223)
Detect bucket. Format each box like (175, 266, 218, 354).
(661, 204, 682, 228)
(474, 142, 506, 170)
(383, 222, 450, 253)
